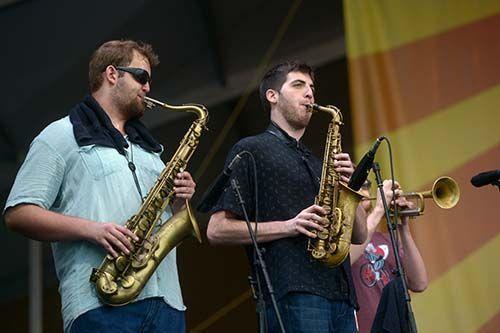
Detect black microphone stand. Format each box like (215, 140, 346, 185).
(372, 162, 418, 333)
(231, 179, 286, 333)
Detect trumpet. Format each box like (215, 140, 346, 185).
(363, 176, 460, 217)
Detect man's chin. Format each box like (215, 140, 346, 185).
(298, 116, 311, 128)
(137, 105, 146, 116)
(124, 105, 145, 119)
(290, 120, 309, 131)
(134, 102, 147, 117)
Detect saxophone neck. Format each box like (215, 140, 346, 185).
(144, 96, 208, 125)
(308, 103, 343, 124)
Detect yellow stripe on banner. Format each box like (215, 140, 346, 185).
(344, 0, 500, 58)
(354, 85, 500, 191)
(411, 234, 500, 332)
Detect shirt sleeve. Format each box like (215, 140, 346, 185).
(4, 137, 66, 213)
(381, 232, 405, 262)
(209, 142, 256, 220)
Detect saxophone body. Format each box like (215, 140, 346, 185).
(90, 97, 207, 306)
(307, 104, 362, 267)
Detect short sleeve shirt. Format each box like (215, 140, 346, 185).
(351, 232, 404, 332)
(212, 123, 357, 306)
(4, 117, 185, 332)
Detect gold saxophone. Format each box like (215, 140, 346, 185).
(307, 104, 362, 267)
(90, 96, 207, 306)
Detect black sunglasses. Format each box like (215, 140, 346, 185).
(115, 66, 151, 85)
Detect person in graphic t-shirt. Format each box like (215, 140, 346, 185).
(351, 179, 428, 332)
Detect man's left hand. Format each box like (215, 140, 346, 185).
(333, 153, 355, 183)
(172, 171, 196, 213)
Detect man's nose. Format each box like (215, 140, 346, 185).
(304, 87, 314, 101)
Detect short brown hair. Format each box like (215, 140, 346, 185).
(259, 61, 314, 113)
(88, 40, 160, 92)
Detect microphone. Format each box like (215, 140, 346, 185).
(470, 169, 500, 187)
(197, 153, 244, 213)
(348, 137, 384, 191)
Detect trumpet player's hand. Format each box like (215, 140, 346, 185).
(88, 222, 139, 258)
(172, 171, 196, 213)
(333, 153, 355, 183)
(373, 180, 403, 215)
(395, 195, 415, 229)
(286, 205, 327, 238)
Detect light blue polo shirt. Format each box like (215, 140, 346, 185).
(4, 116, 185, 332)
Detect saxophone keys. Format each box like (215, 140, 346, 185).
(154, 197, 163, 208)
(312, 248, 326, 259)
(100, 282, 117, 295)
(138, 218, 149, 231)
(328, 242, 337, 253)
(317, 229, 329, 240)
(121, 275, 135, 289)
(135, 230, 144, 239)
(311, 240, 327, 259)
(98, 272, 118, 295)
(115, 255, 129, 272)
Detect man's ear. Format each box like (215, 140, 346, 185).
(103, 65, 119, 85)
(266, 89, 278, 105)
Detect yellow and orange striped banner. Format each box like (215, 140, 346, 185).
(344, 1, 500, 332)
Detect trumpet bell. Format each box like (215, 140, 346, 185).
(362, 176, 461, 217)
(430, 176, 460, 209)
(403, 176, 460, 216)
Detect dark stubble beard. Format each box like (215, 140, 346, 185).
(114, 83, 145, 119)
(129, 97, 146, 118)
(279, 99, 311, 130)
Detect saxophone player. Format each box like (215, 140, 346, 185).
(3, 40, 195, 333)
(207, 61, 367, 332)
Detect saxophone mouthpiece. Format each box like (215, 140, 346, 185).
(306, 104, 318, 113)
(309, 103, 319, 111)
(309, 103, 335, 113)
(144, 96, 163, 109)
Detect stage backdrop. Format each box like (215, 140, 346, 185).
(344, 1, 500, 332)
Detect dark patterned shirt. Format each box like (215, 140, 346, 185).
(212, 122, 358, 307)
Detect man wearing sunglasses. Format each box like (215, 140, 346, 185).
(3, 40, 195, 332)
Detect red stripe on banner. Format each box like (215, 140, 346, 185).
(349, 13, 500, 144)
(478, 311, 500, 333)
(410, 144, 500, 281)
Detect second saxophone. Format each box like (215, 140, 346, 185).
(307, 104, 362, 267)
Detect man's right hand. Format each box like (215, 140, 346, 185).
(286, 204, 327, 238)
(88, 222, 139, 258)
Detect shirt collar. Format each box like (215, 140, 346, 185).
(69, 95, 162, 155)
(266, 122, 312, 156)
